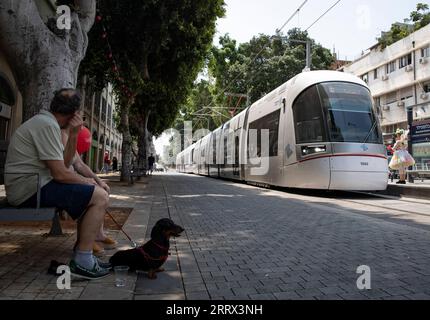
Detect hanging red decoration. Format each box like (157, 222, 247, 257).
(96, 15, 102, 22)
(76, 127, 92, 155)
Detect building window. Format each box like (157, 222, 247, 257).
(386, 61, 396, 74)
(400, 87, 413, 101)
(399, 53, 412, 69)
(424, 83, 430, 93)
(385, 92, 397, 105)
(0, 75, 16, 141)
(422, 46, 430, 58)
(374, 69, 378, 80)
(361, 73, 369, 84)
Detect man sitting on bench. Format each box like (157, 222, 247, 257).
(4, 89, 110, 280)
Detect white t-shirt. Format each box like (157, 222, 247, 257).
(5, 111, 64, 205)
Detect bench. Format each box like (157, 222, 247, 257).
(0, 141, 63, 236)
(407, 164, 430, 182)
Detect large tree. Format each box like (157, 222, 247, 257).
(80, 0, 225, 181)
(0, 0, 96, 121)
(198, 28, 334, 124)
(129, 0, 225, 169)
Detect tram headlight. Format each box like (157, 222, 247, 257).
(301, 145, 327, 156)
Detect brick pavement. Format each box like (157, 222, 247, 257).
(2, 173, 430, 300)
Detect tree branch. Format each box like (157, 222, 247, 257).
(75, 0, 96, 33)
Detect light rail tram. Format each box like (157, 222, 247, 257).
(176, 71, 388, 191)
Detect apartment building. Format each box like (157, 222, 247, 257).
(81, 81, 123, 172)
(342, 23, 430, 166)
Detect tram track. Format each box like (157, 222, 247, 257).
(333, 191, 430, 218)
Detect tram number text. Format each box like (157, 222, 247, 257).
(360, 162, 369, 166)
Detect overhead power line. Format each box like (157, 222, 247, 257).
(276, 0, 308, 34)
(305, 0, 342, 32)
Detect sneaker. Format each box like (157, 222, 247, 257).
(93, 242, 105, 256)
(96, 236, 117, 250)
(69, 260, 110, 280)
(95, 257, 112, 270)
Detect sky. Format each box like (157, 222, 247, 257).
(155, 0, 427, 157)
(216, 0, 423, 60)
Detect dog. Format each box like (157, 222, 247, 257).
(109, 218, 184, 279)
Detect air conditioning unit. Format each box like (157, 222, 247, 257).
(421, 93, 429, 100)
(420, 57, 429, 64)
(382, 105, 390, 111)
(382, 74, 389, 81)
(397, 101, 405, 107)
(405, 65, 414, 72)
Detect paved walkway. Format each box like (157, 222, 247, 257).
(1, 173, 430, 300)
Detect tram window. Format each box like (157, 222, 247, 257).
(318, 82, 382, 144)
(293, 86, 325, 144)
(248, 110, 280, 157)
(212, 134, 217, 164)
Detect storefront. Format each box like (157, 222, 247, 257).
(412, 119, 430, 168)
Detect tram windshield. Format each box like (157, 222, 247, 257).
(293, 82, 382, 144)
(319, 82, 382, 144)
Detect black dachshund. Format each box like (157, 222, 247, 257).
(109, 218, 184, 279)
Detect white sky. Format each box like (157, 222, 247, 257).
(216, 0, 423, 60)
(155, 0, 427, 155)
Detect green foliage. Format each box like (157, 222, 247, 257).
(377, 3, 430, 48)
(130, 0, 226, 137)
(186, 28, 334, 128)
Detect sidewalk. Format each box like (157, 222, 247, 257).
(0, 174, 188, 300)
(381, 180, 430, 199)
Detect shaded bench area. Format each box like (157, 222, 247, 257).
(0, 141, 62, 236)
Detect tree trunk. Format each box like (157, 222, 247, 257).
(119, 105, 133, 184)
(0, 0, 96, 120)
(137, 110, 150, 179)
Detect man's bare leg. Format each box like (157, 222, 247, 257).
(76, 187, 109, 252)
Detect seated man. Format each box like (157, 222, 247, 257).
(61, 128, 117, 256)
(5, 89, 110, 280)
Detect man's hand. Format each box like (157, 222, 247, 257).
(69, 113, 83, 136)
(85, 178, 98, 186)
(98, 180, 111, 194)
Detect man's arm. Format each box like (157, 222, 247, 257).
(63, 114, 83, 168)
(45, 160, 96, 186)
(73, 154, 111, 193)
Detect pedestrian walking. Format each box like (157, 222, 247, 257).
(112, 157, 118, 172)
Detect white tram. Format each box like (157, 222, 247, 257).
(176, 71, 389, 191)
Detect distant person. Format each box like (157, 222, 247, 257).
(389, 129, 416, 184)
(112, 157, 118, 172)
(148, 154, 155, 176)
(102, 151, 110, 174)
